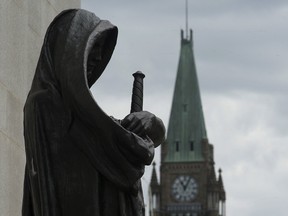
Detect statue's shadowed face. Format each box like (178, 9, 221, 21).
(86, 34, 108, 88)
(87, 45, 102, 86)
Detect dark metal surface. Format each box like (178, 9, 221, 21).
(22, 9, 165, 216)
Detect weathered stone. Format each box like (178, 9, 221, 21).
(0, 1, 80, 215)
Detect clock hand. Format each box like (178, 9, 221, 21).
(180, 180, 186, 189)
(183, 178, 191, 191)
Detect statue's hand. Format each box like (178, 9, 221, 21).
(122, 111, 154, 136)
(121, 111, 165, 147)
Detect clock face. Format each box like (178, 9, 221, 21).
(172, 175, 198, 202)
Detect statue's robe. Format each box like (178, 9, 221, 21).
(22, 9, 155, 216)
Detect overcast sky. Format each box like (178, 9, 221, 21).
(81, 1, 288, 215)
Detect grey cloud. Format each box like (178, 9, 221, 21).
(82, 1, 288, 216)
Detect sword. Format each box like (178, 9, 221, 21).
(130, 71, 145, 113)
(123, 71, 146, 215)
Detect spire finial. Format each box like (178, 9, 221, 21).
(150, 161, 159, 186)
(185, 0, 189, 39)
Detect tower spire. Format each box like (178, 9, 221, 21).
(153, 12, 227, 216)
(150, 162, 159, 187)
(164, 26, 207, 163)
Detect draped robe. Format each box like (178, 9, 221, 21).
(22, 9, 159, 216)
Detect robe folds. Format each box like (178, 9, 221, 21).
(22, 9, 157, 216)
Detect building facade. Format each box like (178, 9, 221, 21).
(149, 30, 226, 216)
(0, 1, 80, 215)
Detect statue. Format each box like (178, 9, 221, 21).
(22, 9, 165, 216)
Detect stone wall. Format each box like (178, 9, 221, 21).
(0, 1, 80, 215)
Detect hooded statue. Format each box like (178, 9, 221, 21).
(22, 9, 165, 216)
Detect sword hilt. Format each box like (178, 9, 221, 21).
(130, 71, 145, 113)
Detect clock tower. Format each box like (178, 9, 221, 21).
(149, 30, 226, 216)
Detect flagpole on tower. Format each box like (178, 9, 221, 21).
(185, 0, 188, 39)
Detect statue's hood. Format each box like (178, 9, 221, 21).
(26, 9, 152, 191)
(28, 9, 119, 131)
(31, 9, 118, 93)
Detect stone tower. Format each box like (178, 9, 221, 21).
(149, 30, 226, 216)
(0, 1, 80, 215)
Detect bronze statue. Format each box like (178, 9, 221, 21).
(22, 9, 165, 216)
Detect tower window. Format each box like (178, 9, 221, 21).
(190, 141, 194, 151)
(175, 141, 180, 152)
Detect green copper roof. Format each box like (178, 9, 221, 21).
(164, 29, 207, 162)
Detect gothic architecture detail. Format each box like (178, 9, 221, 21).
(149, 29, 226, 216)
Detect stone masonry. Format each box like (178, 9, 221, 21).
(0, 1, 80, 215)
